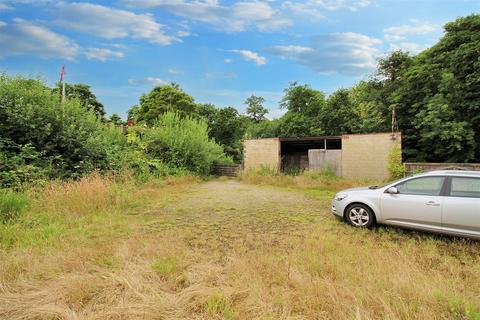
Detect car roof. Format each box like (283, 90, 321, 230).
(420, 170, 480, 177)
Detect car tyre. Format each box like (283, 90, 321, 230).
(345, 204, 375, 228)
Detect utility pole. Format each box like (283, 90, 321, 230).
(391, 107, 399, 139)
(60, 65, 66, 103)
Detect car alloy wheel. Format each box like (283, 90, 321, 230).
(346, 205, 374, 227)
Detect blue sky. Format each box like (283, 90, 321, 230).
(0, 0, 479, 118)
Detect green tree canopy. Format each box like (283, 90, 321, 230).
(108, 113, 124, 126)
(135, 83, 197, 124)
(391, 14, 480, 162)
(245, 95, 268, 122)
(54, 83, 106, 118)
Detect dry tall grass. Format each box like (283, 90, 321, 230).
(1, 175, 479, 319)
(238, 171, 381, 191)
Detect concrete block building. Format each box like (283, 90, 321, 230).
(243, 132, 401, 180)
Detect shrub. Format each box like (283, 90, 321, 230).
(0, 190, 29, 223)
(0, 74, 119, 186)
(139, 112, 231, 175)
(387, 143, 405, 180)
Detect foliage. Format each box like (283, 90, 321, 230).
(321, 88, 356, 135)
(108, 113, 125, 126)
(207, 107, 248, 162)
(0, 75, 118, 185)
(245, 118, 281, 138)
(387, 143, 405, 180)
(54, 83, 106, 118)
(135, 83, 197, 124)
(275, 83, 326, 137)
(198, 104, 249, 162)
(0, 139, 48, 188)
(348, 81, 389, 133)
(390, 14, 480, 162)
(245, 95, 268, 122)
(138, 112, 231, 175)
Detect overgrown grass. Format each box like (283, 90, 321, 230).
(0, 173, 200, 250)
(1, 174, 479, 319)
(239, 169, 381, 192)
(0, 190, 29, 223)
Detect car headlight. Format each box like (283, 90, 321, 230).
(335, 194, 348, 201)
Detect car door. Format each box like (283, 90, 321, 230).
(442, 177, 480, 237)
(380, 176, 446, 230)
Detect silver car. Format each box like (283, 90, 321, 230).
(331, 170, 480, 239)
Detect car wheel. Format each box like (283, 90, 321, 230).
(345, 204, 375, 228)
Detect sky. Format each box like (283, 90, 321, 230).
(0, 0, 479, 119)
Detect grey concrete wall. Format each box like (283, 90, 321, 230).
(308, 149, 342, 176)
(243, 138, 280, 171)
(342, 132, 401, 180)
(405, 162, 480, 175)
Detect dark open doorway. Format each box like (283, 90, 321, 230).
(280, 136, 342, 172)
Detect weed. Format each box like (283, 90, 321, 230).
(0, 190, 28, 223)
(151, 257, 178, 278)
(204, 294, 236, 320)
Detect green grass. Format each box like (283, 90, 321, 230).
(0, 190, 29, 224)
(151, 257, 178, 278)
(204, 293, 237, 320)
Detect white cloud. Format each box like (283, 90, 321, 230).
(206, 71, 237, 79)
(85, 48, 124, 61)
(281, 2, 324, 19)
(267, 32, 382, 75)
(228, 49, 267, 65)
(389, 42, 426, 54)
(313, 0, 372, 11)
(176, 30, 191, 37)
(282, 0, 372, 17)
(128, 77, 169, 86)
(267, 45, 313, 59)
(224, 58, 232, 63)
(0, 18, 79, 59)
(56, 2, 175, 45)
(0, 2, 13, 10)
(384, 20, 437, 41)
(123, 0, 292, 33)
(232, 1, 275, 20)
(257, 18, 293, 31)
(168, 68, 184, 75)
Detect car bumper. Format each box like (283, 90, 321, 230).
(331, 199, 346, 218)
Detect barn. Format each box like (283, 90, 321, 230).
(243, 132, 401, 180)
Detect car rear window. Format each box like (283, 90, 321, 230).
(450, 177, 480, 198)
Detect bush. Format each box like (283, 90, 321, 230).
(139, 112, 231, 175)
(387, 143, 405, 179)
(0, 74, 133, 187)
(0, 190, 29, 223)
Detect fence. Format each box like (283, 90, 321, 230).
(213, 164, 242, 177)
(404, 162, 480, 175)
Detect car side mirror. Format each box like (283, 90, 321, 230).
(386, 187, 399, 194)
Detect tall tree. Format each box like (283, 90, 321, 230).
(108, 113, 124, 126)
(278, 82, 325, 137)
(207, 107, 248, 162)
(54, 83, 106, 118)
(349, 81, 389, 133)
(245, 95, 268, 122)
(135, 83, 197, 124)
(391, 14, 480, 162)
